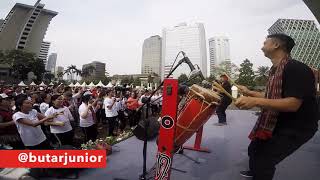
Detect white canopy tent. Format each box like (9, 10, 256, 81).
(81, 82, 87, 87)
(69, 82, 75, 87)
(96, 81, 105, 87)
(49, 82, 54, 86)
(74, 82, 81, 87)
(106, 82, 113, 88)
(39, 82, 47, 87)
(29, 81, 37, 86)
(88, 82, 96, 87)
(18, 81, 27, 87)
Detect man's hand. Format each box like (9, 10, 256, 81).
(237, 85, 250, 96)
(234, 96, 259, 110)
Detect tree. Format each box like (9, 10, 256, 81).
(43, 72, 55, 82)
(147, 74, 154, 83)
(211, 61, 239, 80)
(178, 73, 188, 83)
(121, 76, 131, 85)
(254, 66, 269, 87)
(0, 50, 46, 81)
(236, 59, 255, 88)
(133, 77, 141, 86)
(57, 72, 64, 80)
(206, 74, 216, 83)
(64, 65, 81, 82)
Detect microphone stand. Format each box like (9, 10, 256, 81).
(138, 56, 188, 180)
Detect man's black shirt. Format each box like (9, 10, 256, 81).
(273, 59, 318, 135)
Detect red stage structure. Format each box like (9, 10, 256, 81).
(155, 79, 220, 180)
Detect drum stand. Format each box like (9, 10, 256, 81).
(183, 126, 211, 153)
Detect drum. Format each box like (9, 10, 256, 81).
(174, 84, 220, 148)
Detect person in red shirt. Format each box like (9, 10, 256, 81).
(126, 92, 140, 127)
(0, 93, 24, 149)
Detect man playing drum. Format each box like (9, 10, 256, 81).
(235, 34, 318, 180)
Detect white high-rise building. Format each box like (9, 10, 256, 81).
(39, 41, 50, 65)
(162, 22, 207, 79)
(208, 36, 231, 75)
(141, 35, 162, 76)
(46, 53, 57, 73)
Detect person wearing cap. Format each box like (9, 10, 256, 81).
(0, 93, 24, 149)
(214, 74, 232, 126)
(12, 95, 58, 149)
(45, 94, 74, 146)
(79, 91, 98, 142)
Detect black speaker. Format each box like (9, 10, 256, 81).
(133, 116, 160, 141)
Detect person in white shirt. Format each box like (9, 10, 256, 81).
(40, 93, 51, 114)
(45, 94, 74, 146)
(151, 92, 160, 116)
(104, 89, 118, 136)
(79, 92, 98, 142)
(12, 95, 58, 149)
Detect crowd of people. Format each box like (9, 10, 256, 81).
(0, 85, 163, 150)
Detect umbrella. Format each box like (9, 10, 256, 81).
(18, 81, 27, 87)
(49, 82, 54, 86)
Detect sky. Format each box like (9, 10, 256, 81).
(0, 0, 319, 76)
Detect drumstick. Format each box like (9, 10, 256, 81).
(223, 73, 241, 89)
(212, 82, 236, 102)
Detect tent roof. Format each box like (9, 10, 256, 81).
(18, 81, 27, 87)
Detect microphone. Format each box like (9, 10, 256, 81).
(181, 52, 205, 80)
(189, 69, 205, 80)
(182, 56, 196, 71)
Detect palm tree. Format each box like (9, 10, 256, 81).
(255, 66, 270, 87)
(57, 72, 64, 81)
(256, 66, 270, 77)
(64, 65, 81, 82)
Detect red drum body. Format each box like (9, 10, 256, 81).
(174, 84, 220, 148)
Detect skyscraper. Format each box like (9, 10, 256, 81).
(0, 2, 57, 56)
(208, 36, 231, 75)
(39, 41, 50, 65)
(46, 53, 57, 73)
(141, 35, 162, 76)
(162, 22, 207, 79)
(268, 19, 320, 69)
(82, 61, 106, 80)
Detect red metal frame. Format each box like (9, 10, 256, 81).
(155, 79, 178, 180)
(183, 126, 211, 153)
